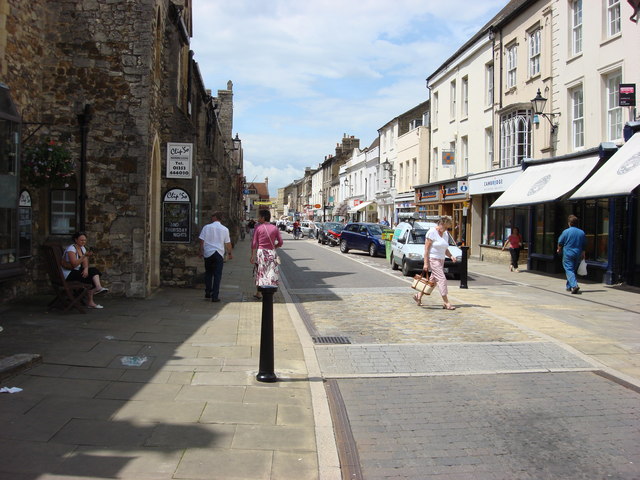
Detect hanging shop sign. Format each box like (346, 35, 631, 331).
(619, 84, 636, 107)
(442, 150, 455, 167)
(166, 142, 193, 178)
(162, 188, 191, 243)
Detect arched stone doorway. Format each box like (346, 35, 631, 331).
(148, 134, 162, 290)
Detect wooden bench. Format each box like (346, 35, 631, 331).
(43, 244, 92, 313)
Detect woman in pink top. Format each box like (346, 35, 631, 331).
(501, 226, 523, 272)
(250, 209, 283, 299)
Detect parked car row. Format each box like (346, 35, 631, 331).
(285, 218, 462, 279)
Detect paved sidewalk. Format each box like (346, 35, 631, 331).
(0, 239, 335, 480)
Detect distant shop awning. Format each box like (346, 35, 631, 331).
(491, 156, 599, 208)
(348, 201, 374, 213)
(570, 134, 640, 200)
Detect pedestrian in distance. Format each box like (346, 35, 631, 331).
(61, 231, 109, 309)
(501, 226, 523, 272)
(250, 209, 283, 300)
(199, 212, 233, 302)
(413, 216, 458, 310)
(247, 218, 256, 240)
(379, 217, 390, 226)
(557, 214, 586, 294)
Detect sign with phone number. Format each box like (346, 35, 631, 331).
(166, 142, 193, 178)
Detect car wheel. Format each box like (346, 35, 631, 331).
(368, 243, 377, 257)
(391, 255, 399, 270)
(401, 259, 411, 276)
(340, 240, 349, 253)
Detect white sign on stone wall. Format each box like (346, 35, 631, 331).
(166, 142, 193, 178)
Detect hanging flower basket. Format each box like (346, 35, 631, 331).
(21, 139, 75, 187)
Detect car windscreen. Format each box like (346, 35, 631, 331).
(409, 229, 426, 244)
(446, 232, 457, 246)
(367, 225, 383, 236)
(324, 223, 342, 231)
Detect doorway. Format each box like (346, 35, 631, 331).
(148, 134, 161, 291)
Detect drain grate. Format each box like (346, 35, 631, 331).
(312, 336, 351, 345)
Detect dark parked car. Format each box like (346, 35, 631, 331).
(339, 222, 385, 257)
(318, 222, 343, 245)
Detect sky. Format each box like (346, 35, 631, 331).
(191, 0, 505, 195)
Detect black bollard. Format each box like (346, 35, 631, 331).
(459, 246, 469, 289)
(256, 285, 278, 383)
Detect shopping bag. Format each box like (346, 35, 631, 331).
(577, 259, 587, 276)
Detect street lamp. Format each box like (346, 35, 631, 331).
(343, 178, 352, 197)
(232, 133, 241, 150)
(319, 189, 326, 222)
(531, 88, 560, 134)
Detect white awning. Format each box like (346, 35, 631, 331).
(491, 156, 599, 208)
(348, 201, 374, 213)
(570, 134, 640, 200)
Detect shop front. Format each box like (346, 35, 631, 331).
(468, 166, 525, 263)
(348, 200, 377, 223)
(415, 178, 470, 246)
(569, 131, 640, 285)
(490, 148, 620, 283)
(393, 192, 415, 226)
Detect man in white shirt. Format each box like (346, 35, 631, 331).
(199, 212, 233, 302)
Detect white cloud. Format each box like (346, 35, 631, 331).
(192, 0, 505, 192)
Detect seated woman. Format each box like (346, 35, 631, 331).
(61, 231, 108, 309)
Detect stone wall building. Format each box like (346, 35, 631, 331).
(0, 0, 242, 302)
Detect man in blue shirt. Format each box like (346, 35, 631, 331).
(557, 215, 586, 294)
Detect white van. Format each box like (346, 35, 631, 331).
(390, 220, 462, 277)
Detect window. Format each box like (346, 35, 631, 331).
(529, 28, 541, 77)
(571, 0, 582, 55)
(486, 63, 494, 106)
(500, 110, 531, 168)
(506, 44, 517, 88)
(486, 127, 494, 169)
(432, 92, 439, 128)
(50, 190, 77, 234)
(482, 194, 529, 248)
(462, 77, 469, 117)
(450, 80, 457, 119)
(607, 0, 621, 37)
(422, 111, 430, 127)
(571, 86, 584, 149)
(533, 203, 557, 255)
(0, 112, 20, 269)
(460, 136, 468, 176)
(432, 147, 438, 179)
(412, 158, 417, 182)
(409, 118, 422, 130)
(583, 199, 609, 262)
(606, 71, 623, 141)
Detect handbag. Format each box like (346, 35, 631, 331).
(411, 272, 435, 294)
(577, 259, 587, 276)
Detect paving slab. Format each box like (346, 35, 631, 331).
(175, 448, 273, 480)
(336, 372, 640, 480)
